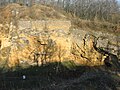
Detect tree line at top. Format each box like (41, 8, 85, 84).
(0, 0, 120, 23)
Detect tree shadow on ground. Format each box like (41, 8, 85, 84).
(0, 61, 119, 90)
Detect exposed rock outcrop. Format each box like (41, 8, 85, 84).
(71, 29, 120, 69)
(0, 22, 119, 70)
(0, 25, 99, 68)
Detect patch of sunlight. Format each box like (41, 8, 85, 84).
(62, 60, 76, 70)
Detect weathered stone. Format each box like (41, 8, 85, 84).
(0, 46, 10, 68)
(71, 34, 105, 66)
(0, 22, 119, 68)
(18, 20, 71, 33)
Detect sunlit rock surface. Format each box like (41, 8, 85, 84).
(0, 22, 119, 68)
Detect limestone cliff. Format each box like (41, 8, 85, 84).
(1, 22, 119, 70)
(0, 3, 120, 69)
(71, 29, 120, 68)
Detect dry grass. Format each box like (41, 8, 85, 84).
(0, 3, 67, 24)
(71, 18, 120, 34)
(1, 3, 119, 34)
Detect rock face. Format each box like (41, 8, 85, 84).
(0, 21, 119, 69)
(18, 20, 71, 33)
(71, 29, 120, 68)
(0, 22, 72, 68)
(71, 35, 105, 66)
(94, 32, 120, 57)
(72, 29, 120, 58)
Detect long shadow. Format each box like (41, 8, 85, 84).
(0, 61, 119, 90)
(0, 62, 84, 89)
